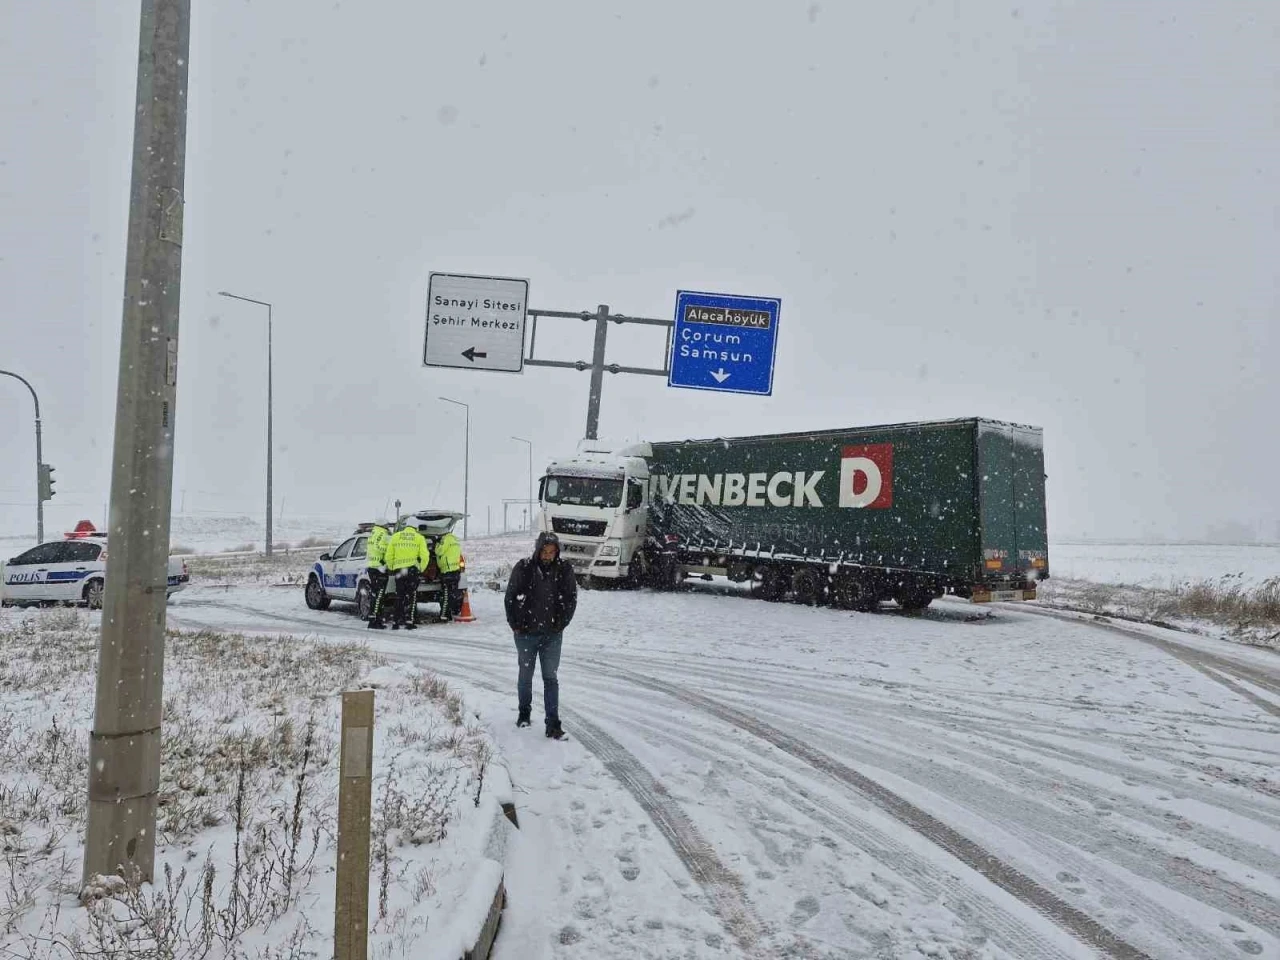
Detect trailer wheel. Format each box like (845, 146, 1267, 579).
(831, 574, 876, 612)
(755, 566, 788, 602)
(791, 568, 823, 606)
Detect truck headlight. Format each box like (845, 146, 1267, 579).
(599, 544, 620, 557)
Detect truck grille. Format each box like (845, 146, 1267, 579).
(552, 517, 607, 538)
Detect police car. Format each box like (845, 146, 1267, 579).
(304, 510, 466, 620)
(0, 521, 190, 609)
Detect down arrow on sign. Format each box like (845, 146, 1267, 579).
(461, 347, 488, 362)
(709, 368, 731, 383)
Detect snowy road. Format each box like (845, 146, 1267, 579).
(165, 576, 1280, 959)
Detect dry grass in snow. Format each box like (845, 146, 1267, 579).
(0, 611, 502, 959)
(1040, 573, 1280, 649)
(182, 549, 324, 589)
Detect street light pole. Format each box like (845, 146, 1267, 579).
(439, 397, 469, 539)
(511, 436, 533, 531)
(217, 290, 273, 556)
(0, 370, 43, 543)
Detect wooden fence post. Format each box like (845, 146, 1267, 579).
(335, 689, 374, 960)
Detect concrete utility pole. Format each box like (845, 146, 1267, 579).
(0, 370, 44, 543)
(217, 290, 274, 556)
(439, 397, 470, 539)
(83, 0, 190, 887)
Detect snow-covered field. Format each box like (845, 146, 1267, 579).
(1, 611, 507, 959)
(5, 536, 1280, 958)
(1050, 541, 1280, 590)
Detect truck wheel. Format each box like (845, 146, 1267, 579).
(755, 566, 788, 602)
(653, 557, 682, 592)
(305, 576, 331, 611)
(791, 568, 823, 606)
(83, 579, 105, 610)
(626, 551, 650, 588)
(356, 582, 372, 620)
(831, 574, 876, 612)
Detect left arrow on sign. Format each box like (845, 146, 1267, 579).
(461, 347, 488, 362)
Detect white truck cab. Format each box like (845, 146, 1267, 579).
(537, 441, 651, 581)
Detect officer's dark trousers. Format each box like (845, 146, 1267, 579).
(440, 571, 462, 618)
(393, 568, 421, 624)
(365, 567, 389, 623)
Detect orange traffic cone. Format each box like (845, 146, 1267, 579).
(455, 589, 477, 623)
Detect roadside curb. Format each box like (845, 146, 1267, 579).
(456, 764, 518, 960)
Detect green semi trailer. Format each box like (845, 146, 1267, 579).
(639, 418, 1048, 609)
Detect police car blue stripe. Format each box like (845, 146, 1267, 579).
(46, 571, 91, 583)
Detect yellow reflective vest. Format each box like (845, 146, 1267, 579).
(385, 527, 429, 572)
(435, 532, 462, 574)
(366, 525, 390, 567)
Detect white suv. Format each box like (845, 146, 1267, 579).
(1, 535, 190, 609)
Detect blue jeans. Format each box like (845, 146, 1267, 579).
(515, 632, 562, 722)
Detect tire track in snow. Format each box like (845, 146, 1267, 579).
(565, 714, 770, 957)
(592, 659, 1280, 947)
(1011, 607, 1280, 720)
(580, 672, 1267, 958)
(602, 665, 1156, 960)
(574, 687, 1085, 960)
(614, 648, 1280, 825)
(710, 671, 1280, 894)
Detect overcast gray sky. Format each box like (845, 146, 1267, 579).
(2, 0, 1276, 543)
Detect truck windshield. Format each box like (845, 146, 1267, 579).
(544, 475, 624, 507)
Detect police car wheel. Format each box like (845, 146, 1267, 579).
(83, 579, 105, 610)
(305, 576, 331, 611)
(355, 583, 372, 620)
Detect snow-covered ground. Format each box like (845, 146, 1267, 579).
(0, 610, 508, 960)
(157, 541, 1280, 959)
(5, 537, 1280, 958)
(1050, 541, 1280, 590)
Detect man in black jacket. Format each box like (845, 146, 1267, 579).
(505, 532, 578, 739)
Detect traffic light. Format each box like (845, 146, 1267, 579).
(38, 463, 55, 501)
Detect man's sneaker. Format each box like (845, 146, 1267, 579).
(516, 710, 531, 729)
(545, 720, 565, 740)
(367, 621, 385, 630)
(404, 622, 417, 631)
(390, 623, 401, 631)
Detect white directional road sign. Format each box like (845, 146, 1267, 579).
(423, 273, 529, 373)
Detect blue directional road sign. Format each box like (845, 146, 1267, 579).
(668, 290, 781, 396)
